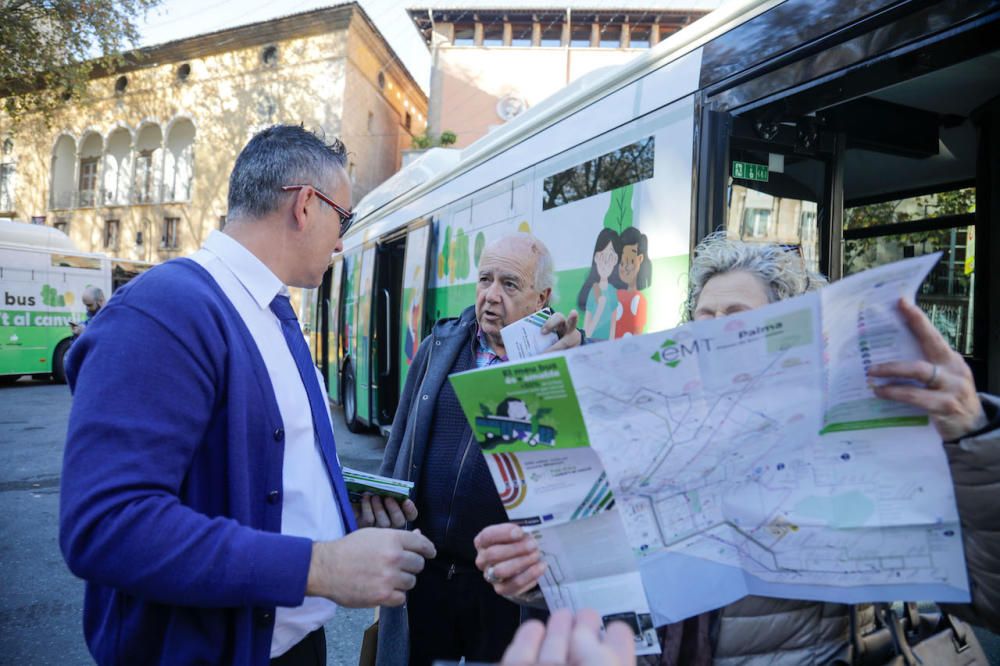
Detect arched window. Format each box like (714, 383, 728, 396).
(134, 123, 163, 203)
(51, 135, 76, 209)
(103, 127, 132, 205)
(0, 137, 15, 212)
(78, 132, 103, 207)
(164, 119, 195, 202)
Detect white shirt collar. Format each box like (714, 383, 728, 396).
(201, 230, 287, 310)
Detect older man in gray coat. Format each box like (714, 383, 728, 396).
(376, 233, 583, 666)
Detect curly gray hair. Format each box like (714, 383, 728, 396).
(683, 232, 828, 321)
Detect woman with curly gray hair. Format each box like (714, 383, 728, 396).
(683, 231, 826, 322)
(473, 233, 1000, 666)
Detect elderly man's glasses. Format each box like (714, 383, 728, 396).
(281, 185, 356, 237)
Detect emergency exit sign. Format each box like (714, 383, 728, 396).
(732, 161, 769, 182)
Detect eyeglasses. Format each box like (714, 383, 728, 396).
(281, 185, 356, 237)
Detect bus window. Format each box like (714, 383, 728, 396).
(844, 188, 976, 355)
(326, 259, 343, 402)
(724, 134, 829, 275)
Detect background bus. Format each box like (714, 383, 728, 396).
(0, 219, 151, 382)
(307, 0, 1000, 434)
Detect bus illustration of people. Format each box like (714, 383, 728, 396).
(577, 228, 625, 341)
(613, 226, 652, 338)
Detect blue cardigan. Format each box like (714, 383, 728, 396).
(60, 259, 314, 665)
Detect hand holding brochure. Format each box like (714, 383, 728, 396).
(500, 308, 559, 361)
(342, 467, 414, 502)
(447, 253, 967, 656)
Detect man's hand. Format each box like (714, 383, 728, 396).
(70, 322, 84, 336)
(353, 493, 418, 528)
(501, 608, 636, 666)
(306, 528, 436, 607)
(542, 310, 582, 352)
(868, 298, 987, 442)
(475, 523, 546, 597)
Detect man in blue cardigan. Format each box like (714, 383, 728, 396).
(60, 125, 435, 665)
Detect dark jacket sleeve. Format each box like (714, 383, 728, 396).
(379, 333, 433, 478)
(941, 393, 1000, 631)
(59, 301, 312, 609)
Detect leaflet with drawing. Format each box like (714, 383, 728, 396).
(448, 253, 968, 653)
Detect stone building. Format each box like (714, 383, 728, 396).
(0, 3, 427, 261)
(407, 1, 722, 149)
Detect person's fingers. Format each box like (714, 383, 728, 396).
(603, 621, 638, 665)
(474, 523, 525, 553)
(501, 620, 546, 665)
(392, 570, 417, 592)
(475, 532, 537, 571)
(871, 382, 960, 415)
(382, 497, 406, 528)
(540, 313, 565, 335)
(544, 329, 582, 352)
(565, 309, 579, 331)
(867, 359, 940, 386)
(359, 494, 375, 527)
(370, 495, 391, 528)
(494, 560, 547, 597)
(400, 529, 437, 559)
(537, 608, 574, 664)
(381, 589, 406, 607)
(396, 549, 428, 575)
(401, 498, 418, 522)
(897, 298, 953, 361)
(489, 550, 543, 582)
(574, 608, 603, 632)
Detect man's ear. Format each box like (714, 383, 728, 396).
(290, 186, 313, 231)
(538, 288, 552, 309)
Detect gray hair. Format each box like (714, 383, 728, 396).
(83, 285, 105, 305)
(227, 124, 348, 221)
(482, 233, 554, 294)
(683, 232, 827, 321)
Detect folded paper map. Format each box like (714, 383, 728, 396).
(448, 253, 968, 656)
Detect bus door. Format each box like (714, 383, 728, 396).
(372, 232, 407, 430)
(325, 258, 343, 403)
(698, 1, 1000, 390)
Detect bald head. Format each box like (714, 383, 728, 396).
(480, 233, 554, 292)
(82, 286, 106, 317)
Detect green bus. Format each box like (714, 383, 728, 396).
(307, 0, 1000, 434)
(0, 219, 151, 382)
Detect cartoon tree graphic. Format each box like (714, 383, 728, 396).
(451, 228, 471, 279)
(41, 284, 65, 307)
(603, 184, 634, 233)
(474, 231, 486, 266)
(439, 225, 452, 278)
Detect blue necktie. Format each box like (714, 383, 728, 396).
(270, 294, 357, 533)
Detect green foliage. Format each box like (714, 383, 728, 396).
(474, 231, 486, 265)
(603, 184, 634, 233)
(439, 226, 452, 277)
(411, 130, 458, 150)
(451, 228, 470, 279)
(1, 1, 162, 125)
(41, 284, 65, 307)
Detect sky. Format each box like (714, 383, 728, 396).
(136, 0, 433, 91)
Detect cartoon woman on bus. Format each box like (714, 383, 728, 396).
(576, 228, 624, 341)
(613, 226, 651, 338)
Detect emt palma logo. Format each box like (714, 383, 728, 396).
(650, 336, 713, 368)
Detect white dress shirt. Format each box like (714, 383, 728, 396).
(191, 231, 346, 657)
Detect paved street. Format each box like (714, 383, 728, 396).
(3, 378, 1000, 665)
(0, 378, 385, 665)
